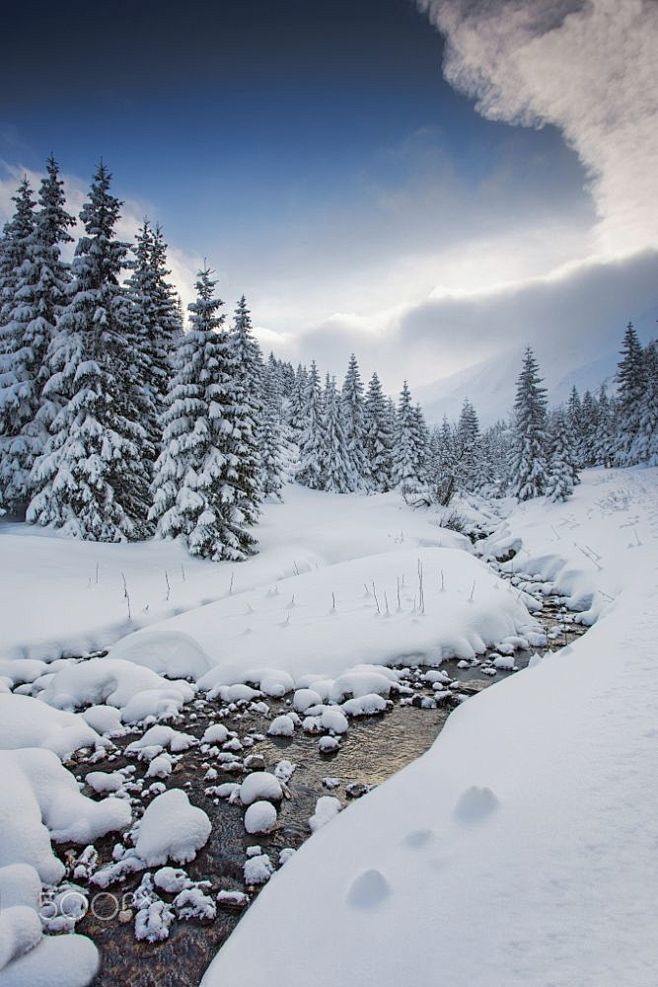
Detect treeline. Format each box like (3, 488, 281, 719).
(1, 160, 655, 557)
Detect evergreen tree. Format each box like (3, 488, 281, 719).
(259, 365, 291, 499)
(412, 402, 430, 484)
(593, 384, 615, 467)
(0, 178, 36, 329)
(340, 353, 368, 490)
(230, 295, 264, 488)
(508, 347, 548, 501)
(580, 389, 599, 467)
(455, 397, 481, 491)
(27, 163, 150, 540)
(567, 386, 583, 467)
(150, 266, 260, 560)
(392, 381, 421, 494)
(363, 371, 394, 491)
(615, 322, 645, 465)
(297, 361, 325, 490)
(322, 374, 356, 493)
(545, 409, 577, 502)
(0, 160, 74, 513)
(634, 341, 658, 466)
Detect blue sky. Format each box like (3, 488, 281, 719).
(1, 0, 656, 405)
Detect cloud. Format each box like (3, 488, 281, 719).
(417, 0, 658, 258)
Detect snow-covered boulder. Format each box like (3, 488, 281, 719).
(134, 789, 211, 866)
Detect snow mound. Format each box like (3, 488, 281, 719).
(0, 693, 101, 758)
(134, 789, 211, 866)
(109, 629, 213, 679)
(239, 772, 283, 806)
(244, 801, 278, 835)
(119, 547, 541, 685)
(35, 658, 194, 724)
(309, 796, 342, 833)
(0, 748, 131, 883)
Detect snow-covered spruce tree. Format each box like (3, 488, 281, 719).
(392, 380, 422, 495)
(428, 415, 459, 504)
(259, 364, 292, 499)
(363, 370, 394, 491)
(150, 266, 260, 560)
(287, 363, 308, 446)
(412, 402, 430, 484)
(593, 384, 615, 467)
(340, 353, 368, 490)
(296, 360, 325, 490)
(27, 163, 151, 540)
(508, 347, 548, 501)
(127, 221, 182, 428)
(454, 397, 481, 492)
(633, 341, 658, 466)
(545, 409, 578, 502)
(579, 389, 599, 467)
(0, 178, 36, 329)
(480, 420, 513, 496)
(230, 295, 264, 485)
(614, 322, 646, 466)
(0, 161, 75, 514)
(321, 374, 356, 493)
(567, 386, 583, 467)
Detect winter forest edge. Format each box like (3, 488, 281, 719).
(1, 159, 656, 560)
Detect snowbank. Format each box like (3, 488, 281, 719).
(0, 693, 101, 758)
(0, 749, 131, 986)
(0, 486, 468, 662)
(113, 547, 541, 686)
(202, 467, 658, 987)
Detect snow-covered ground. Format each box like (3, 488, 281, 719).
(0, 487, 470, 662)
(2, 468, 657, 986)
(201, 467, 658, 987)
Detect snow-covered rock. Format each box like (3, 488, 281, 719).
(239, 772, 283, 806)
(244, 801, 278, 835)
(134, 789, 211, 866)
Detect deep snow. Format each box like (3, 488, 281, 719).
(201, 467, 658, 987)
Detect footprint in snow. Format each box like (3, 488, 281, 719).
(347, 869, 391, 909)
(454, 786, 499, 824)
(402, 828, 434, 849)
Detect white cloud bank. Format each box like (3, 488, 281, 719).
(418, 0, 658, 259)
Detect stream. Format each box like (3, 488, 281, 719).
(55, 573, 587, 987)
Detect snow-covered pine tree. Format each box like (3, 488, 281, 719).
(614, 322, 646, 466)
(287, 363, 308, 445)
(296, 361, 325, 490)
(340, 353, 368, 490)
(579, 389, 599, 467)
(545, 409, 577, 502)
(567, 386, 583, 467)
(480, 420, 512, 496)
(321, 374, 356, 493)
(0, 178, 36, 330)
(150, 265, 260, 560)
(392, 380, 421, 495)
(0, 161, 75, 514)
(363, 371, 394, 491)
(592, 384, 615, 467)
(230, 295, 264, 488)
(508, 347, 548, 501)
(633, 341, 658, 466)
(259, 365, 291, 499)
(412, 402, 430, 484)
(455, 397, 481, 491)
(27, 162, 151, 540)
